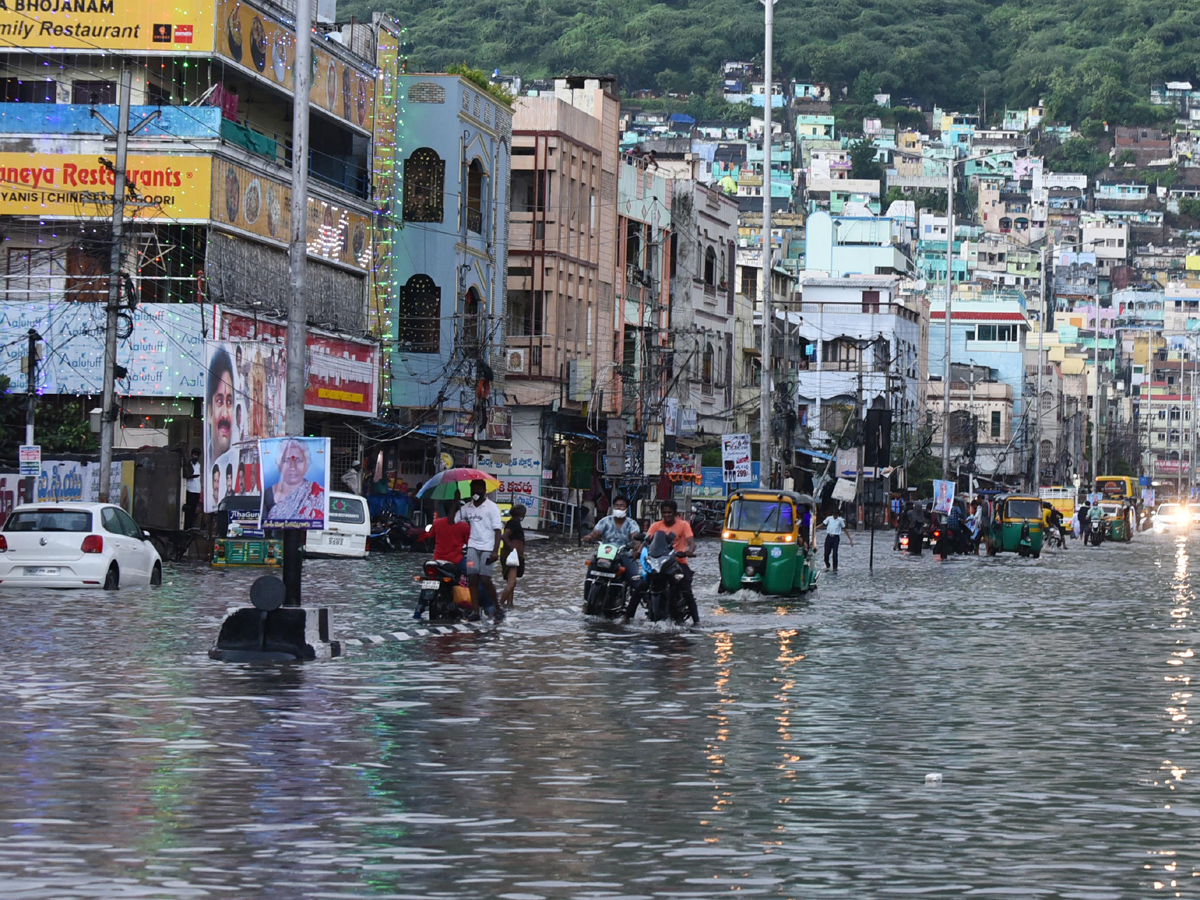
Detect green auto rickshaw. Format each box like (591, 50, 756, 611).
(718, 489, 818, 595)
(986, 494, 1044, 558)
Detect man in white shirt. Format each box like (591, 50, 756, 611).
(819, 505, 854, 571)
(184, 448, 202, 529)
(456, 478, 505, 622)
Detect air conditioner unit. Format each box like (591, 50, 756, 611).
(506, 348, 526, 374)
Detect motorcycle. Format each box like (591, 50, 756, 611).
(642, 531, 693, 625)
(371, 514, 435, 553)
(584, 541, 636, 619)
(1087, 521, 1106, 546)
(931, 518, 972, 560)
(413, 559, 474, 622)
(897, 524, 924, 555)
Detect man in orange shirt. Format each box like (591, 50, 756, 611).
(625, 499, 699, 624)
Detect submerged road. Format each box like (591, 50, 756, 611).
(0, 531, 1196, 898)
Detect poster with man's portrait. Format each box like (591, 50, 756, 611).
(203, 340, 286, 513)
(259, 437, 330, 529)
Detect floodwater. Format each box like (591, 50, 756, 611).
(0, 530, 1196, 899)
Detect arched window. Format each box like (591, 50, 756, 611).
(398, 275, 440, 352)
(704, 247, 717, 286)
(403, 148, 444, 223)
(466, 159, 484, 233)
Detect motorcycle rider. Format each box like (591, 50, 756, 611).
(415, 498, 471, 620)
(622, 499, 699, 625)
(583, 495, 643, 607)
(1087, 501, 1106, 542)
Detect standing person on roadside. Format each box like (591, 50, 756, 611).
(819, 505, 853, 570)
(1078, 501, 1091, 543)
(183, 448, 202, 530)
(457, 479, 505, 622)
(499, 504, 527, 609)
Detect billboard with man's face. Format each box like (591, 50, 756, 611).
(203, 339, 286, 513)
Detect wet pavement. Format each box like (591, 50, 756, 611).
(0, 530, 1197, 898)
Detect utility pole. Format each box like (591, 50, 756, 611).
(941, 157, 955, 480)
(1033, 243, 1046, 489)
(1092, 295, 1101, 490)
(758, 0, 776, 489)
(855, 341, 864, 529)
(97, 62, 133, 503)
(283, 0, 314, 605)
(1178, 339, 1186, 499)
(25, 328, 38, 446)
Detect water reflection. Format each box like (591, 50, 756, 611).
(0, 535, 1197, 897)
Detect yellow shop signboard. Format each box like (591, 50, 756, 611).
(0, 0, 215, 52)
(0, 153, 212, 220)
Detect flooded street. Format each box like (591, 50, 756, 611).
(0, 532, 1197, 898)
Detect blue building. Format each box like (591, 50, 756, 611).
(389, 74, 512, 421)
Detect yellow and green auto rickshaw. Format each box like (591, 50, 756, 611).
(1097, 500, 1133, 542)
(986, 494, 1044, 558)
(718, 489, 818, 595)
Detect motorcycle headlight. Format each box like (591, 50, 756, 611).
(673, 572, 684, 581)
(649, 557, 665, 573)
(595, 559, 612, 570)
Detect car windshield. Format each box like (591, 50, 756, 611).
(726, 499, 795, 534)
(4, 510, 92, 532)
(1158, 505, 1180, 515)
(1005, 499, 1043, 519)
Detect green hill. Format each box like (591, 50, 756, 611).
(345, 0, 1200, 124)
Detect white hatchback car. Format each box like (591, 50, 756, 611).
(0, 502, 163, 589)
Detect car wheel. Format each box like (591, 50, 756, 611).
(103, 564, 119, 591)
(150, 562, 162, 586)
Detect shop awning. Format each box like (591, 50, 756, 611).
(796, 447, 834, 461)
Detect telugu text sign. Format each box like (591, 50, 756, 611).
(0, 0, 215, 52)
(0, 153, 211, 221)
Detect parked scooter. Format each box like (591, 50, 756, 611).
(371, 514, 434, 553)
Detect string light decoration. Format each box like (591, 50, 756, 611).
(372, 21, 406, 413)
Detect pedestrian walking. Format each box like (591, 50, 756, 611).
(819, 505, 853, 571)
(499, 504, 526, 609)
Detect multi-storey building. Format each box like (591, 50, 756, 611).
(389, 72, 512, 442)
(0, 0, 384, 476)
(502, 75, 620, 517)
(669, 180, 738, 436)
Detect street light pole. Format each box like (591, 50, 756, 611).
(1092, 296, 1101, 489)
(758, 0, 776, 489)
(1034, 243, 1046, 489)
(941, 157, 955, 480)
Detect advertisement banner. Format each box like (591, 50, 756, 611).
(36, 459, 134, 512)
(219, 310, 378, 416)
(19, 446, 40, 477)
(932, 479, 955, 515)
(210, 157, 371, 271)
(0, 302, 206, 397)
(215, 0, 375, 132)
(0, 153, 211, 220)
(203, 339, 286, 513)
(259, 436, 330, 529)
(831, 477, 857, 503)
(721, 433, 752, 483)
(0, 0, 216, 52)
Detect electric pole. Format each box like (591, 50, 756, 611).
(98, 61, 133, 502)
(283, 0, 315, 605)
(25, 328, 38, 446)
(941, 158, 955, 481)
(758, 0, 776, 489)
